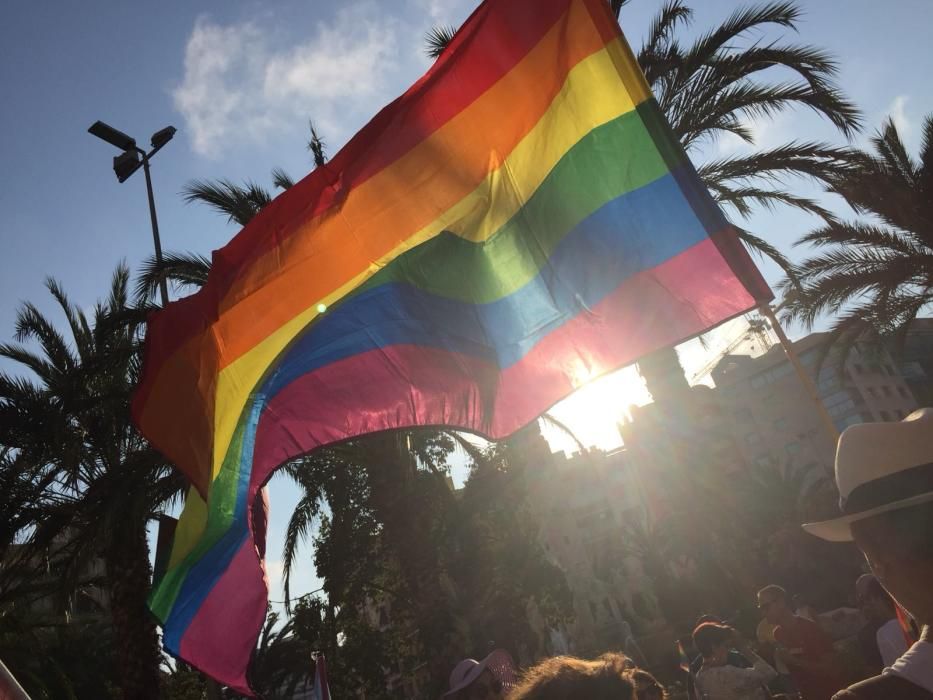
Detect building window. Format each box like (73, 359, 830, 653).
(882, 386, 893, 398)
(745, 432, 761, 446)
(880, 410, 891, 421)
(866, 387, 877, 399)
(773, 417, 788, 431)
(785, 441, 801, 455)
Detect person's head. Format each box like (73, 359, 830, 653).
(695, 614, 723, 626)
(757, 585, 791, 625)
(692, 623, 734, 664)
(625, 668, 666, 700)
(851, 503, 933, 625)
(802, 408, 933, 625)
(856, 573, 898, 624)
(445, 659, 504, 700)
(508, 653, 636, 700)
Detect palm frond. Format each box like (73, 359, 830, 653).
(282, 493, 321, 613)
(736, 228, 797, 279)
(425, 25, 457, 59)
(271, 167, 296, 191)
(134, 251, 212, 302)
(539, 412, 588, 455)
(698, 142, 855, 186)
(182, 178, 272, 227)
(640, 1, 692, 63)
(711, 182, 835, 222)
(307, 121, 327, 168)
(872, 117, 917, 185)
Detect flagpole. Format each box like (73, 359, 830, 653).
(759, 304, 839, 444)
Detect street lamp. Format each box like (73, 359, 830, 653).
(88, 120, 177, 306)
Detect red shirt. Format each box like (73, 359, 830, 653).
(774, 616, 846, 700)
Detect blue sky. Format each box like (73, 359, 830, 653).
(3, 0, 932, 606)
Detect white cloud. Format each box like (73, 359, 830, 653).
(412, 0, 473, 23)
(173, 4, 402, 158)
(173, 18, 267, 158)
(886, 94, 911, 136)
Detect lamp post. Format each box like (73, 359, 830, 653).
(88, 121, 176, 306)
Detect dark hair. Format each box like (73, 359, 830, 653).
(509, 653, 635, 700)
(692, 623, 732, 657)
(853, 502, 933, 559)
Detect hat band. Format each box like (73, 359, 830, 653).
(842, 460, 933, 515)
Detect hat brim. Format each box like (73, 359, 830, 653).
(443, 655, 492, 697)
(803, 491, 933, 542)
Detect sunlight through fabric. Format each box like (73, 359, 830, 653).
(132, 0, 772, 691)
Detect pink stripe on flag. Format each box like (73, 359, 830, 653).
(179, 538, 268, 696)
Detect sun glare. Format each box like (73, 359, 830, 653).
(544, 365, 653, 453)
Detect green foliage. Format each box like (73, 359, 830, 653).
(161, 663, 208, 700)
(781, 114, 933, 361)
(0, 268, 183, 699)
(0, 606, 119, 699)
(276, 433, 573, 697)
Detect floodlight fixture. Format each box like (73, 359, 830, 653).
(113, 149, 142, 183)
(88, 120, 137, 152)
(88, 119, 178, 306)
(150, 126, 177, 150)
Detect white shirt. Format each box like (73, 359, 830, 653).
(885, 641, 933, 693)
(695, 653, 777, 700)
(876, 618, 909, 667)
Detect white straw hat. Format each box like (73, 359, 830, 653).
(443, 649, 516, 697)
(803, 407, 933, 542)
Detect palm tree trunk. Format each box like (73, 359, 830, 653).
(106, 521, 162, 700)
(363, 432, 455, 691)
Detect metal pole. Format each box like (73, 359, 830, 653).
(0, 658, 31, 700)
(141, 153, 170, 307)
(760, 304, 840, 444)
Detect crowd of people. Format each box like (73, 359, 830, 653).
(438, 408, 933, 699)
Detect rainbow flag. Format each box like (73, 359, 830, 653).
(311, 655, 330, 700)
(134, 0, 771, 691)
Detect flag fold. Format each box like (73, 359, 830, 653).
(133, 0, 771, 691)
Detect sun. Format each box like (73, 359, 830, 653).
(543, 364, 653, 452)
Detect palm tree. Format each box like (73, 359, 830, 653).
(428, 0, 861, 397)
(0, 267, 185, 700)
(781, 115, 933, 357)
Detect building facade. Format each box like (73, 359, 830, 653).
(712, 332, 919, 474)
(897, 317, 933, 407)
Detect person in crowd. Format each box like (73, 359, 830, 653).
(508, 652, 666, 700)
(803, 408, 933, 698)
(693, 622, 777, 699)
(756, 617, 797, 696)
(855, 573, 909, 668)
(444, 651, 509, 699)
(688, 615, 753, 700)
(627, 666, 667, 700)
(756, 585, 845, 700)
